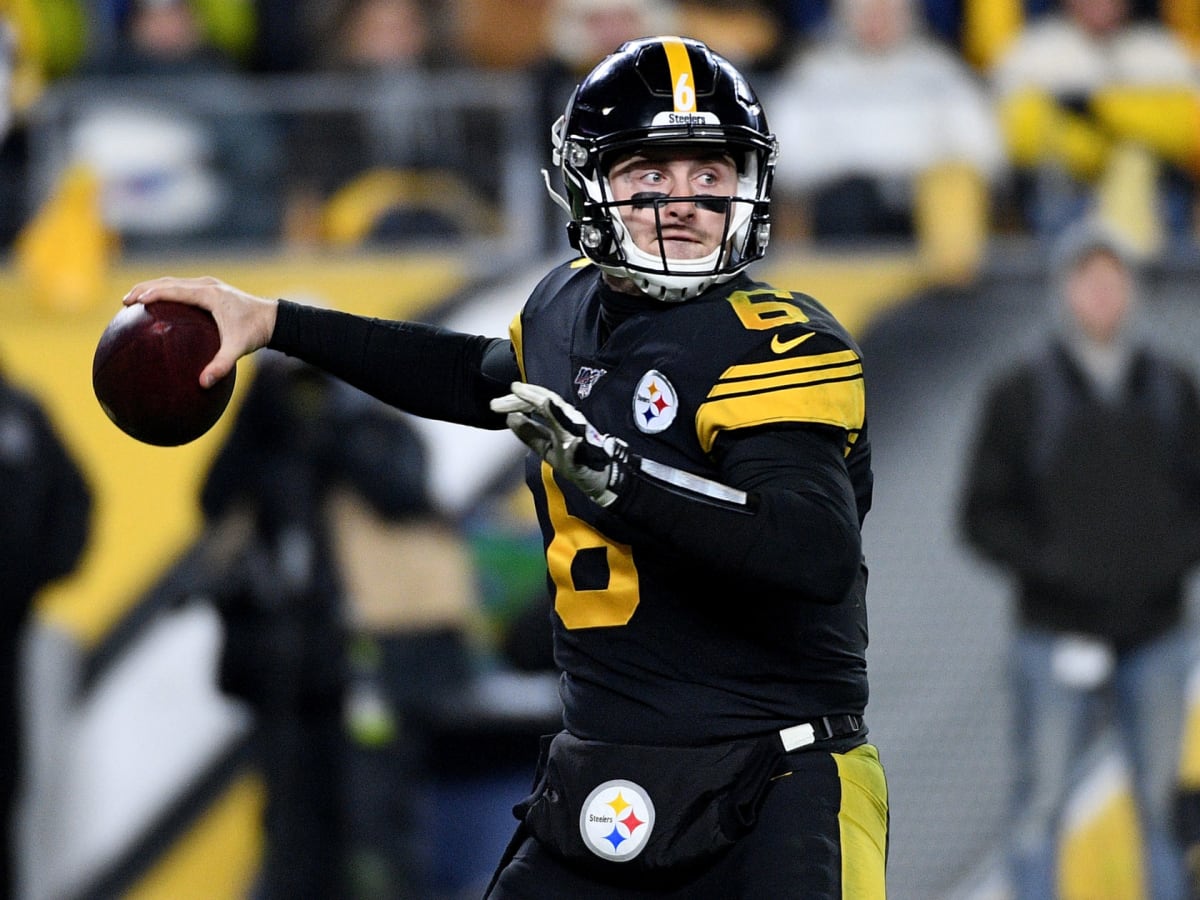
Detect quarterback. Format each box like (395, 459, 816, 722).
(125, 36, 889, 898)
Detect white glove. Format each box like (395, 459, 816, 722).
(490, 382, 628, 507)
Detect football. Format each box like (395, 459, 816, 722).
(92, 301, 236, 446)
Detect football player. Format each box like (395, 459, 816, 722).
(124, 36, 889, 898)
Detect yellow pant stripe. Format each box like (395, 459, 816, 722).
(836, 744, 890, 898)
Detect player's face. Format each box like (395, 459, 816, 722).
(606, 150, 739, 261)
(1065, 250, 1132, 344)
(1065, 0, 1127, 36)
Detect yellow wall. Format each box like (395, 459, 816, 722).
(1, 250, 469, 898)
(124, 773, 267, 900)
(0, 251, 468, 647)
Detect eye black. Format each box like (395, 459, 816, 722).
(628, 193, 729, 213)
(630, 191, 668, 208)
(694, 197, 730, 213)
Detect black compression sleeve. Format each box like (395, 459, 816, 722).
(609, 426, 862, 604)
(268, 299, 518, 428)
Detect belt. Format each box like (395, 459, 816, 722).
(778, 714, 863, 752)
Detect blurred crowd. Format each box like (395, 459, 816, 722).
(5, 2, 1200, 899)
(1, 0, 1200, 291)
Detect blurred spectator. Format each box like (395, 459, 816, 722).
(62, 0, 282, 252)
(0, 19, 15, 156)
(1162, 0, 1200, 60)
(461, 479, 555, 674)
(452, 0, 553, 70)
(533, 0, 779, 122)
(202, 356, 354, 900)
(528, 0, 783, 255)
(89, 0, 258, 68)
(281, 0, 489, 249)
(0, 3, 90, 250)
(539, 0, 677, 80)
(330, 484, 480, 899)
(765, 0, 1005, 286)
(79, 0, 240, 80)
(202, 352, 477, 898)
(323, 402, 482, 898)
(989, 0, 1200, 256)
(529, 0, 678, 250)
(777, 0, 1053, 61)
(956, 0, 1174, 71)
(320, 0, 432, 70)
(958, 219, 1200, 900)
(780, 1, 1172, 71)
(674, 1, 786, 74)
(0, 363, 92, 900)
(0, 16, 25, 248)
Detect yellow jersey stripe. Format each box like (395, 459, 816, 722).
(509, 311, 526, 382)
(707, 363, 863, 399)
(718, 349, 862, 381)
(696, 378, 866, 452)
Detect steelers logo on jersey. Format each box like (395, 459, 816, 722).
(579, 779, 656, 862)
(633, 370, 677, 434)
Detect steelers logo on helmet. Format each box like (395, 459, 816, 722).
(546, 35, 778, 303)
(633, 369, 677, 434)
(579, 779, 656, 862)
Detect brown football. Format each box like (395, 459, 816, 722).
(92, 301, 235, 446)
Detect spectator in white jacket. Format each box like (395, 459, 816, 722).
(765, 0, 1005, 286)
(989, 0, 1200, 258)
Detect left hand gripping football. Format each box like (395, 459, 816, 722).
(491, 382, 627, 507)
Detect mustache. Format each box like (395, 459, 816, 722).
(629, 192, 730, 214)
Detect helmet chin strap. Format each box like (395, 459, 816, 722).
(616, 242, 725, 302)
(599, 264, 721, 303)
(633, 271, 721, 303)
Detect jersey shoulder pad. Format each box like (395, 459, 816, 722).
(522, 258, 598, 315)
(694, 283, 866, 452)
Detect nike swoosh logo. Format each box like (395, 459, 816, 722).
(770, 332, 815, 354)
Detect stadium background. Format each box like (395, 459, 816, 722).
(3, 6, 1200, 899)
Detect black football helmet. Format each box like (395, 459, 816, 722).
(546, 36, 778, 302)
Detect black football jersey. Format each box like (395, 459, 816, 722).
(511, 260, 871, 746)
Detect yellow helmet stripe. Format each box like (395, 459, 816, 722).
(660, 36, 696, 113)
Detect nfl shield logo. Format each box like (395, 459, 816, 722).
(575, 366, 606, 399)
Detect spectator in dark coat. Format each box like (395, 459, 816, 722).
(0, 367, 92, 900)
(959, 218, 1200, 900)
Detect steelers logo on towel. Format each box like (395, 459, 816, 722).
(579, 779, 656, 862)
(633, 370, 677, 434)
